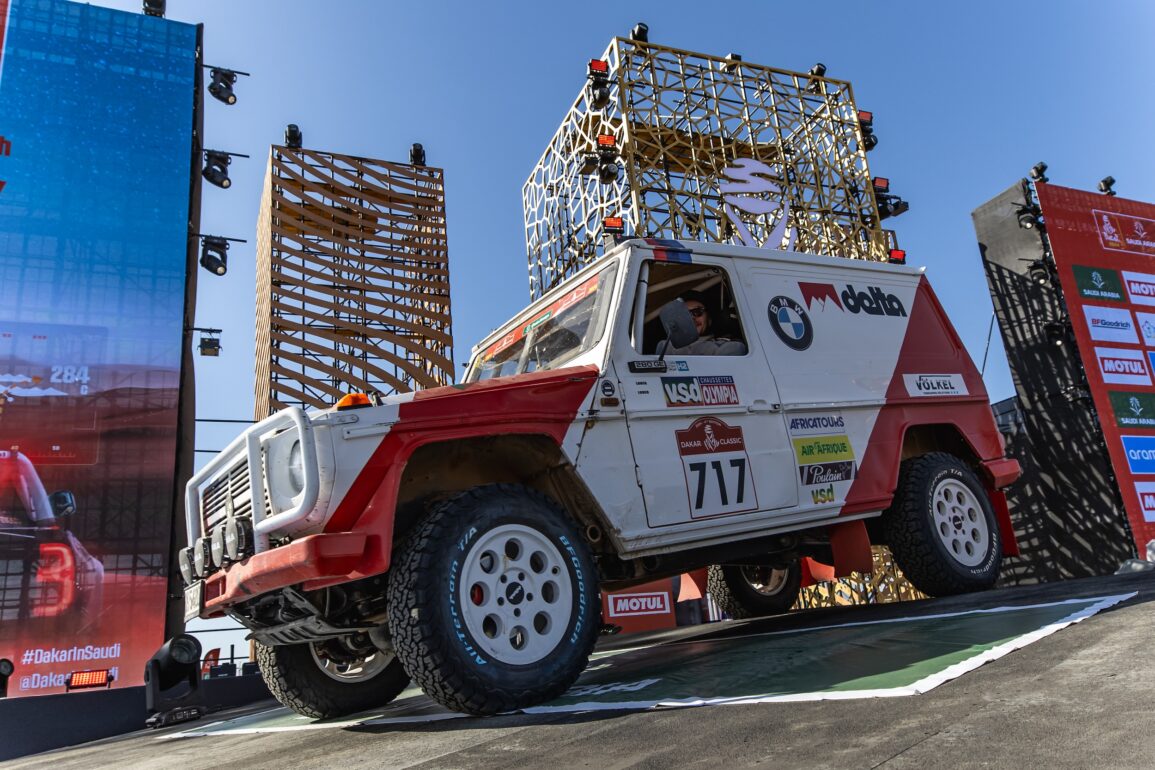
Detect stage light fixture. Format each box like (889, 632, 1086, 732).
(199, 236, 229, 276)
(1029, 162, 1049, 183)
(142, 0, 165, 17)
(876, 193, 909, 221)
(857, 110, 877, 152)
(202, 150, 231, 188)
(198, 337, 220, 357)
(1099, 176, 1116, 196)
(806, 62, 827, 93)
(208, 68, 238, 105)
(887, 249, 907, 265)
(1016, 204, 1042, 230)
(630, 22, 649, 42)
(587, 59, 611, 110)
(723, 52, 742, 71)
(66, 669, 114, 691)
(284, 123, 303, 149)
(410, 143, 425, 166)
(145, 634, 205, 728)
(1028, 259, 1050, 286)
(872, 177, 890, 194)
(1043, 320, 1070, 347)
(603, 216, 625, 235)
(0, 658, 13, 698)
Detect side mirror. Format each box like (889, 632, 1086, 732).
(49, 491, 76, 518)
(659, 300, 699, 355)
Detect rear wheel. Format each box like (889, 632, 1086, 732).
(387, 484, 600, 715)
(708, 560, 802, 619)
(256, 636, 410, 719)
(884, 452, 1001, 597)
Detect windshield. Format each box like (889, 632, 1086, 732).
(469, 262, 617, 382)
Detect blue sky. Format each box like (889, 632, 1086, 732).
(87, 0, 1155, 452)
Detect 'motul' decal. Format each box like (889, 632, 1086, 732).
(1095, 346, 1152, 386)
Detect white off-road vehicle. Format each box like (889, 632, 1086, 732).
(182, 238, 1020, 717)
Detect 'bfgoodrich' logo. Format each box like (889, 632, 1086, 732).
(798, 282, 906, 317)
(767, 296, 812, 351)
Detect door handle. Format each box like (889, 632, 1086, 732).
(749, 400, 781, 413)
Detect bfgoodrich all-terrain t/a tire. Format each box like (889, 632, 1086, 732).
(707, 560, 802, 619)
(884, 452, 1002, 597)
(387, 484, 600, 716)
(255, 639, 410, 719)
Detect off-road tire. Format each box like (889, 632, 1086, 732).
(387, 484, 600, 715)
(707, 560, 802, 619)
(884, 452, 1001, 597)
(255, 640, 410, 719)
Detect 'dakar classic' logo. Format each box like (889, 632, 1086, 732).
(767, 296, 812, 351)
(798, 282, 907, 317)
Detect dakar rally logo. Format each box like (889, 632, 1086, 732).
(719, 158, 793, 250)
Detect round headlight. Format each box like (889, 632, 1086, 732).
(287, 439, 305, 496)
(178, 547, 196, 585)
(224, 518, 252, 562)
(192, 536, 212, 578)
(211, 527, 228, 568)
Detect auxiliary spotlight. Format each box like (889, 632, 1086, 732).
(199, 236, 229, 276)
(1029, 162, 1049, 183)
(806, 62, 827, 93)
(1016, 204, 1042, 230)
(284, 123, 303, 149)
(630, 22, 649, 42)
(1099, 176, 1116, 196)
(142, 0, 165, 17)
(857, 110, 878, 152)
(1043, 320, 1071, 347)
(410, 142, 426, 166)
(198, 336, 221, 357)
(202, 150, 231, 188)
(1027, 259, 1051, 286)
(876, 193, 909, 221)
(207, 68, 238, 105)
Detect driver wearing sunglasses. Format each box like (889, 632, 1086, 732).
(668, 290, 747, 356)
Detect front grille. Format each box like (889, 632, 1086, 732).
(201, 458, 256, 534)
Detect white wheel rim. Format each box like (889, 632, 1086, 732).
(309, 645, 393, 683)
(931, 478, 990, 567)
(459, 523, 574, 666)
(740, 566, 788, 596)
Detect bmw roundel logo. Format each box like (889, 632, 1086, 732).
(767, 296, 813, 351)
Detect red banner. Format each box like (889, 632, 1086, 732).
(1039, 183, 1155, 553)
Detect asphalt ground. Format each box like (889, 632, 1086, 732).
(5, 571, 1155, 769)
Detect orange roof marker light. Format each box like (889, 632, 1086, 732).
(335, 393, 373, 410)
(602, 216, 625, 235)
(66, 668, 114, 691)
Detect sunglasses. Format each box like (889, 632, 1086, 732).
(687, 306, 707, 318)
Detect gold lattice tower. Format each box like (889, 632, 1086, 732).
(254, 146, 453, 419)
(524, 37, 899, 298)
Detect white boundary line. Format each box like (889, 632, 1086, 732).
(164, 592, 1136, 734)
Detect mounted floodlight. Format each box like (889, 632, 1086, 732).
(410, 142, 426, 166)
(857, 110, 878, 151)
(202, 150, 231, 188)
(806, 62, 827, 93)
(142, 0, 165, 17)
(587, 59, 611, 110)
(199, 236, 229, 276)
(723, 52, 742, 71)
(198, 337, 221, 357)
(1099, 176, 1116, 196)
(1016, 204, 1042, 230)
(603, 216, 625, 234)
(207, 68, 238, 105)
(1029, 162, 1049, 183)
(630, 22, 649, 42)
(887, 249, 907, 265)
(145, 634, 205, 728)
(872, 177, 890, 194)
(1043, 320, 1070, 347)
(284, 123, 303, 149)
(1028, 259, 1050, 286)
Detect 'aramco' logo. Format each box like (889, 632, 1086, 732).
(719, 158, 792, 249)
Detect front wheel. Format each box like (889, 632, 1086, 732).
(387, 484, 600, 715)
(256, 636, 410, 719)
(707, 560, 802, 619)
(884, 452, 1002, 597)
